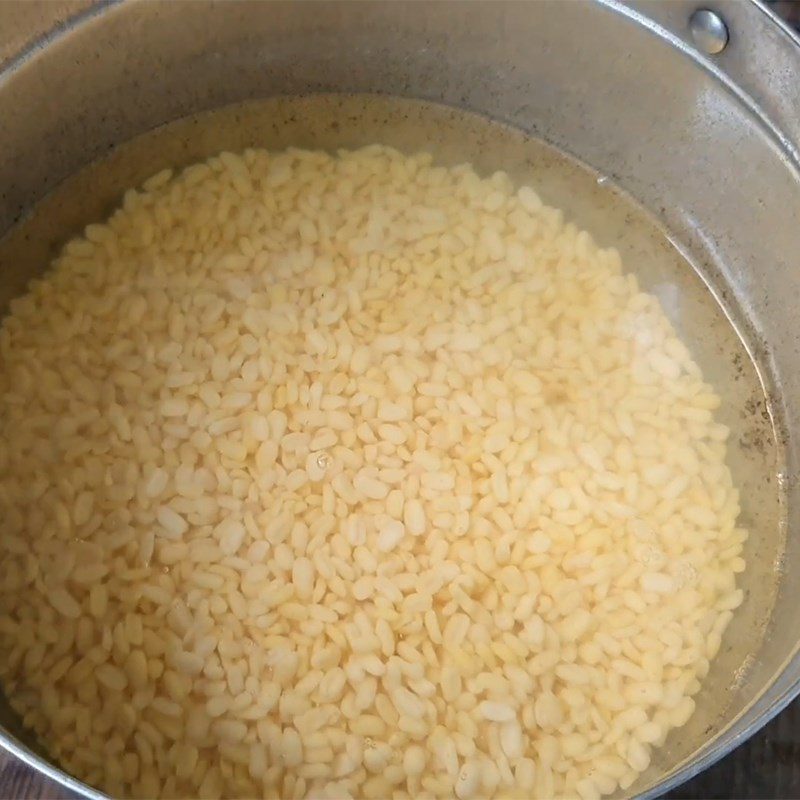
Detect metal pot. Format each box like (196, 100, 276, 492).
(0, 1, 798, 797)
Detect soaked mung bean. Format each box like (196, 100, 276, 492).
(0, 145, 744, 799)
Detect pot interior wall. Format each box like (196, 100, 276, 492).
(0, 91, 786, 798)
(0, 2, 798, 797)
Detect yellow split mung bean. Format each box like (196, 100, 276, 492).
(0, 145, 745, 799)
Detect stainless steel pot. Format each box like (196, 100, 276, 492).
(0, 1, 798, 797)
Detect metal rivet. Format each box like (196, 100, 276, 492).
(689, 9, 729, 55)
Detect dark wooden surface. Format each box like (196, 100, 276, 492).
(0, 749, 72, 800)
(768, 0, 800, 31)
(1, 0, 799, 798)
(667, 701, 800, 799)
